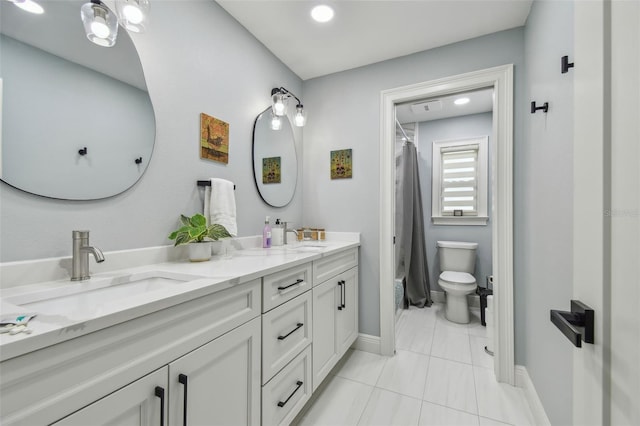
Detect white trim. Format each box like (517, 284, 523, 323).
(379, 64, 515, 384)
(351, 333, 381, 354)
(432, 216, 489, 226)
(515, 365, 551, 426)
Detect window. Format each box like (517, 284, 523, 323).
(432, 136, 488, 225)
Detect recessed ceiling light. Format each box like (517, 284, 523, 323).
(454, 97, 470, 106)
(11, 0, 44, 14)
(311, 5, 334, 23)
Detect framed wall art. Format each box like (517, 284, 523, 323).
(330, 148, 352, 179)
(200, 113, 229, 164)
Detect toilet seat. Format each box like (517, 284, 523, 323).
(438, 271, 477, 295)
(439, 271, 476, 285)
(438, 271, 477, 324)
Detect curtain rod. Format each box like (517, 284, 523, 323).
(395, 118, 412, 143)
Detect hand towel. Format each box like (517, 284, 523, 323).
(205, 178, 237, 236)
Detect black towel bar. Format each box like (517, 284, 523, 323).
(197, 180, 235, 189)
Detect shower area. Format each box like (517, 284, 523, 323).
(394, 119, 432, 321)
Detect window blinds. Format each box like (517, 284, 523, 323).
(440, 145, 479, 215)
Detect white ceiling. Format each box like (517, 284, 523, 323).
(217, 0, 533, 80)
(396, 87, 494, 124)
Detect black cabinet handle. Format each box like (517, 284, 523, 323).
(278, 322, 304, 340)
(337, 281, 343, 310)
(277, 381, 304, 408)
(154, 386, 165, 426)
(278, 279, 304, 291)
(178, 374, 188, 426)
(341, 280, 346, 309)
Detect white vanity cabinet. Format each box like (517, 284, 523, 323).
(52, 318, 262, 426)
(0, 280, 262, 426)
(312, 249, 359, 390)
(0, 242, 360, 426)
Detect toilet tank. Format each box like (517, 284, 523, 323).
(437, 241, 478, 274)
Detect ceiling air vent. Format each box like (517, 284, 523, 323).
(410, 100, 443, 114)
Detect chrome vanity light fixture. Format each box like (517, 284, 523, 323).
(270, 87, 306, 130)
(270, 112, 283, 131)
(115, 0, 150, 33)
(81, 0, 119, 47)
(7, 0, 44, 14)
(81, 0, 150, 47)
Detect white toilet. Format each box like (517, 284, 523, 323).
(437, 241, 478, 324)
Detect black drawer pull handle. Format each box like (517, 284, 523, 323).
(278, 279, 304, 291)
(277, 380, 304, 408)
(278, 323, 304, 340)
(337, 280, 345, 310)
(178, 374, 188, 426)
(154, 386, 165, 426)
(341, 280, 346, 308)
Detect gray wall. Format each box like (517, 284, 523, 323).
(417, 113, 493, 291)
(302, 28, 525, 336)
(0, 1, 303, 262)
(520, 1, 574, 424)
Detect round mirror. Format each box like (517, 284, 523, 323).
(0, 0, 156, 200)
(252, 108, 298, 207)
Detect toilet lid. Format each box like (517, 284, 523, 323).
(439, 271, 476, 284)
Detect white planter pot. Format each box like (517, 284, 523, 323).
(188, 241, 212, 262)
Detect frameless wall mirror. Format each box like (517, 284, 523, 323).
(252, 107, 298, 207)
(0, 0, 156, 200)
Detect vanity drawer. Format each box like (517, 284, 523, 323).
(263, 263, 312, 312)
(312, 248, 358, 285)
(262, 345, 312, 426)
(262, 291, 312, 384)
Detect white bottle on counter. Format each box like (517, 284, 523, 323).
(271, 219, 284, 246)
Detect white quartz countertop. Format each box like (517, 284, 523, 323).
(0, 239, 359, 361)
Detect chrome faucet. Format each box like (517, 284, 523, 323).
(71, 230, 105, 281)
(282, 222, 298, 245)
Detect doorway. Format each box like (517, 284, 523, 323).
(379, 65, 515, 384)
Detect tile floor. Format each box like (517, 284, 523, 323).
(293, 303, 535, 426)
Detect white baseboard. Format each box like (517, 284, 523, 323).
(352, 333, 381, 354)
(515, 365, 551, 426)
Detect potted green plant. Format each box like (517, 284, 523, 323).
(168, 213, 231, 262)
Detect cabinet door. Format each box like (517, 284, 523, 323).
(312, 278, 340, 391)
(337, 267, 359, 357)
(53, 367, 168, 426)
(168, 317, 261, 426)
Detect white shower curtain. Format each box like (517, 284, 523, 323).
(397, 140, 432, 308)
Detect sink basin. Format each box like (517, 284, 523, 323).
(3, 270, 205, 320)
(284, 242, 328, 252)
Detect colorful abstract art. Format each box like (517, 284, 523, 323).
(330, 149, 352, 179)
(262, 156, 281, 184)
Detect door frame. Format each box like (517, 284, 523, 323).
(379, 64, 515, 384)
